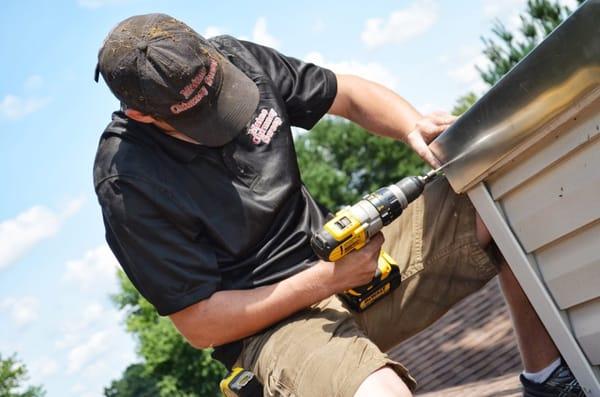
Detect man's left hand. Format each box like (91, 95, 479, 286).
(405, 111, 457, 168)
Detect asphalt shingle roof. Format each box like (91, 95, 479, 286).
(388, 279, 523, 395)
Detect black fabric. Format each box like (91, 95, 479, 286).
(94, 36, 337, 318)
(236, 39, 336, 129)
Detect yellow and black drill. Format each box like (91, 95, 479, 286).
(310, 169, 439, 311)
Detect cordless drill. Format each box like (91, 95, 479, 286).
(310, 170, 439, 311)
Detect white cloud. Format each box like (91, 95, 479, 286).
(202, 26, 223, 38)
(0, 95, 50, 121)
(446, 46, 490, 94)
(24, 75, 43, 91)
(305, 52, 400, 90)
(55, 304, 135, 397)
(189, 17, 281, 48)
(505, 11, 524, 32)
(361, 0, 438, 48)
(63, 245, 120, 291)
(67, 330, 111, 374)
(31, 356, 59, 378)
(558, 0, 579, 10)
(0, 75, 49, 120)
(71, 383, 87, 394)
(252, 17, 280, 49)
(74, 303, 120, 333)
(55, 302, 124, 351)
(81, 303, 108, 326)
(0, 198, 84, 270)
(418, 103, 447, 115)
(77, 0, 129, 9)
(483, 0, 524, 18)
(0, 296, 39, 327)
(481, 0, 533, 33)
(312, 18, 325, 33)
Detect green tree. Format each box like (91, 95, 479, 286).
(478, 0, 584, 86)
(451, 92, 478, 116)
(105, 272, 226, 397)
(0, 354, 45, 397)
(295, 120, 426, 209)
(104, 364, 159, 397)
(454, 1, 583, 116)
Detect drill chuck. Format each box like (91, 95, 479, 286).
(394, 175, 427, 204)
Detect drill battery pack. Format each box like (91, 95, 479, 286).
(339, 251, 402, 312)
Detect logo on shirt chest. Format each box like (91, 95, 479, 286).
(247, 108, 282, 145)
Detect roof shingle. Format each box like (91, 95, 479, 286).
(388, 279, 523, 394)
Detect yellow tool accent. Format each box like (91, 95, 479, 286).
(220, 367, 255, 397)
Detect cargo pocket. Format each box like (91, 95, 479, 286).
(265, 371, 297, 397)
(382, 192, 425, 280)
(405, 194, 425, 278)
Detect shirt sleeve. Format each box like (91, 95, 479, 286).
(98, 176, 221, 316)
(240, 40, 338, 130)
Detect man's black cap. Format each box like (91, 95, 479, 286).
(95, 13, 259, 146)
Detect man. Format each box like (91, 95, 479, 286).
(93, 13, 583, 397)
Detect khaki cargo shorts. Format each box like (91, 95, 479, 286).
(237, 178, 499, 396)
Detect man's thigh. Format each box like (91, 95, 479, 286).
(355, 177, 499, 351)
(239, 295, 415, 397)
(237, 178, 498, 396)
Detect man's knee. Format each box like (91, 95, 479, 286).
(354, 366, 413, 397)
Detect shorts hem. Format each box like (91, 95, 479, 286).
(338, 357, 416, 397)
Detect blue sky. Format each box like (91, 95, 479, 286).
(0, 0, 578, 396)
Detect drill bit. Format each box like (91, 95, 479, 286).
(420, 166, 444, 184)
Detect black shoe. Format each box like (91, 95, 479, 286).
(520, 360, 585, 397)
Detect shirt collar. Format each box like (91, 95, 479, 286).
(112, 111, 201, 163)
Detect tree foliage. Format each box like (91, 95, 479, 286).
(451, 92, 479, 116)
(104, 364, 159, 397)
(104, 272, 226, 397)
(0, 354, 45, 397)
(295, 120, 426, 210)
(478, 0, 584, 86)
(455, 1, 582, 116)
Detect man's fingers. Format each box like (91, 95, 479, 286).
(415, 119, 439, 136)
(412, 121, 447, 142)
(407, 133, 441, 168)
(364, 233, 385, 254)
(370, 232, 385, 246)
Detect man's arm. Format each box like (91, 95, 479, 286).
(170, 234, 385, 348)
(328, 74, 456, 168)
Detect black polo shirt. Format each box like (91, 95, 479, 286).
(94, 36, 337, 316)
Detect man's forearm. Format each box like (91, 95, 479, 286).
(170, 262, 335, 348)
(170, 234, 385, 349)
(329, 74, 422, 142)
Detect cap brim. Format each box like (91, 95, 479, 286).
(168, 59, 259, 147)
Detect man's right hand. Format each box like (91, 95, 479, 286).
(316, 233, 385, 295)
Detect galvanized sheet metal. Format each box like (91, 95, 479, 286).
(429, 0, 600, 193)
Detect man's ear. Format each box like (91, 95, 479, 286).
(125, 108, 157, 124)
